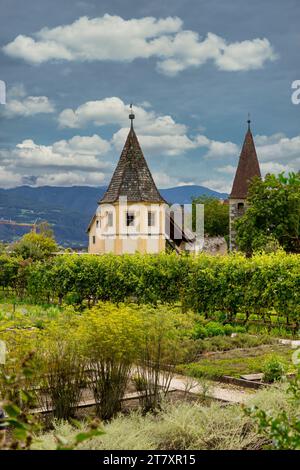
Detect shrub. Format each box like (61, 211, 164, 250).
(262, 357, 286, 383)
(36, 314, 86, 420)
(35, 383, 300, 450)
(135, 305, 194, 412)
(79, 303, 142, 420)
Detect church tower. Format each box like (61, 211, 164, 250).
(87, 107, 166, 254)
(229, 119, 261, 250)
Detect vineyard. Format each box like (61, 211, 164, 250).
(0, 251, 299, 328)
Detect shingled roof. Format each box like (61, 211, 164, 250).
(230, 122, 261, 199)
(100, 125, 165, 204)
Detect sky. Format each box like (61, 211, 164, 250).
(0, 0, 299, 193)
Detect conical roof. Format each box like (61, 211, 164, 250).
(100, 126, 165, 204)
(230, 122, 261, 199)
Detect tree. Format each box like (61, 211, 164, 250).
(192, 196, 229, 237)
(11, 223, 58, 260)
(235, 173, 300, 254)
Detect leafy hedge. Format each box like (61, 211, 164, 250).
(0, 252, 299, 324)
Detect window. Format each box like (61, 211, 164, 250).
(126, 212, 135, 227)
(107, 212, 113, 227)
(92, 235, 96, 244)
(237, 202, 244, 212)
(96, 220, 100, 228)
(148, 211, 155, 227)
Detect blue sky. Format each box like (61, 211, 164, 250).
(0, 0, 299, 192)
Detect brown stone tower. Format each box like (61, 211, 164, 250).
(229, 119, 261, 250)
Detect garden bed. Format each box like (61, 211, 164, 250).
(178, 344, 296, 382)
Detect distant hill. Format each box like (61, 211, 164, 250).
(0, 185, 228, 247)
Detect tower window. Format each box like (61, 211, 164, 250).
(148, 211, 155, 227)
(96, 220, 100, 228)
(92, 235, 96, 244)
(237, 202, 244, 212)
(126, 212, 135, 227)
(107, 212, 113, 227)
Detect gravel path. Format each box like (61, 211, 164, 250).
(168, 374, 255, 404)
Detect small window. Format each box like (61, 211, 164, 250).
(92, 235, 96, 244)
(148, 211, 155, 227)
(107, 212, 113, 227)
(96, 220, 99, 228)
(237, 202, 244, 211)
(126, 212, 135, 227)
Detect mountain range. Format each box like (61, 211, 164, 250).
(0, 185, 228, 247)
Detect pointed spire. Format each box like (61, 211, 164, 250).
(100, 112, 165, 204)
(230, 120, 261, 199)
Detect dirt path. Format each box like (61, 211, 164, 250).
(167, 373, 255, 404)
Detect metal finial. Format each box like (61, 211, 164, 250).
(247, 113, 251, 131)
(129, 103, 135, 128)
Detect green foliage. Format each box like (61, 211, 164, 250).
(262, 356, 286, 383)
(0, 252, 299, 328)
(179, 345, 294, 380)
(195, 333, 275, 354)
(135, 305, 194, 412)
(36, 383, 297, 451)
(193, 320, 246, 339)
(79, 303, 143, 420)
(36, 314, 86, 420)
(236, 172, 300, 254)
(192, 196, 229, 237)
(11, 228, 58, 261)
(247, 370, 300, 449)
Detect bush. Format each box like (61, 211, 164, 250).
(36, 314, 86, 420)
(79, 303, 143, 420)
(135, 305, 194, 412)
(35, 384, 296, 450)
(262, 357, 286, 383)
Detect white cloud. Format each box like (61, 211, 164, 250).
(3, 14, 277, 75)
(0, 166, 23, 188)
(217, 165, 236, 175)
(58, 97, 186, 135)
(2, 84, 55, 118)
(58, 96, 238, 158)
(260, 161, 295, 175)
(196, 135, 238, 158)
(0, 135, 111, 174)
(255, 133, 300, 165)
(200, 178, 231, 194)
(152, 172, 195, 188)
(112, 127, 199, 156)
(35, 170, 106, 186)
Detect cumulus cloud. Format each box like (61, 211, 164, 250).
(58, 97, 186, 135)
(255, 133, 300, 167)
(200, 178, 231, 194)
(0, 134, 111, 188)
(3, 14, 277, 75)
(2, 84, 55, 118)
(58, 96, 237, 157)
(152, 172, 195, 188)
(196, 135, 239, 158)
(34, 171, 106, 186)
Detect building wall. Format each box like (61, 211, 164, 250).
(88, 202, 166, 254)
(229, 198, 247, 251)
